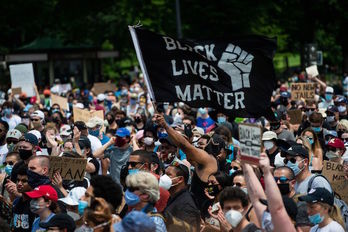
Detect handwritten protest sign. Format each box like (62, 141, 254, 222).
(290, 83, 315, 101)
(306, 65, 319, 77)
(49, 156, 87, 181)
(51, 94, 68, 110)
(50, 83, 72, 95)
(322, 160, 348, 203)
(287, 109, 303, 124)
(238, 124, 262, 164)
(92, 82, 116, 94)
(9, 63, 35, 97)
(73, 107, 104, 123)
(11, 87, 22, 95)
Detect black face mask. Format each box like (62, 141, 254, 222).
(277, 183, 290, 195)
(107, 117, 115, 125)
(270, 123, 281, 131)
(135, 117, 142, 123)
(206, 184, 221, 197)
(52, 117, 61, 124)
(27, 169, 50, 189)
(19, 149, 33, 160)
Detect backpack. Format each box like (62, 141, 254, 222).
(307, 174, 348, 231)
(149, 211, 195, 232)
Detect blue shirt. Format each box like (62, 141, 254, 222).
(100, 133, 110, 145)
(31, 213, 55, 232)
(196, 117, 215, 133)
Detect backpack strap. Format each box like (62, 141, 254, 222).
(307, 174, 333, 196)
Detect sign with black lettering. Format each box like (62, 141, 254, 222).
(238, 124, 262, 164)
(129, 26, 277, 119)
(322, 160, 348, 203)
(48, 156, 87, 181)
(290, 83, 315, 101)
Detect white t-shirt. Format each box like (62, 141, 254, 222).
(87, 135, 103, 175)
(1, 115, 21, 129)
(310, 221, 345, 232)
(0, 144, 8, 172)
(295, 174, 333, 195)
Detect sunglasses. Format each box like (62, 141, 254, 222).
(327, 147, 337, 152)
(283, 157, 297, 164)
(127, 161, 144, 168)
(31, 118, 40, 122)
(7, 140, 18, 145)
(305, 108, 316, 112)
(3, 161, 14, 166)
(233, 182, 242, 187)
(230, 166, 239, 171)
(274, 176, 290, 183)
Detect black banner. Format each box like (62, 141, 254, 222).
(130, 27, 277, 119)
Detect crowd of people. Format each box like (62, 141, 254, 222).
(0, 73, 347, 232)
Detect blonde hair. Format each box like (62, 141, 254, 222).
(126, 171, 160, 203)
(337, 119, 348, 131)
(323, 203, 345, 228)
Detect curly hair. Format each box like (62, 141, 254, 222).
(90, 175, 123, 212)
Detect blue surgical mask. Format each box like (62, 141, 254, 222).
(326, 116, 335, 123)
(78, 200, 88, 215)
(158, 132, 168, 139)
(125, 189, 140, 206)
(3, 108, 11, 117)
(217, 117, 226, 124)
(338, 106, 346, 113)
(311, 127, 321, 133)
(286, 159, 305, 176)
(89, 129, 100, 137)
(128, 169, 139, 175)
(308, 213, 324, 225)
(198, 108, 207, 115)
(229, 169, 236, 176)
(308, 137, 314, 145)
(325, 94, 333, 101)
(5, 165, 13, 176)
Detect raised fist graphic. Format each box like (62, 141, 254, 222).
(218, 44, 254, 91)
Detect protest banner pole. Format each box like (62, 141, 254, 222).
(129, 25, 156, 102)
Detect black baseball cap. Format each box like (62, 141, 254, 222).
(39, 213, 76, 232)
(326, 105, 338, 113)
(78, 136, 91, 149)
(74, 121, 87, 130)
(20, 133, 39, 146)
(299, 187, 334, 206)
(280, 143, 309, 158)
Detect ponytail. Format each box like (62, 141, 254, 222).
(329, 204, 345, 228)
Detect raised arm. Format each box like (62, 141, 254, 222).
(155, 114, 217, 169)
(93, 137, 115, 159)
(259, 153, 296, 232)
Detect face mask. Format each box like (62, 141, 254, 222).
(143, 137, 154, 146)
(229, 169, 236, 176)
(32, 120, 42, 128)
(158, 132, 168, 139)
(7, 143, 15, 153)
(326, 116, 335, 123)
(308, 137, 314, 145)
(174, 113, 182, 123)
(135, 117, 142, 123)
(67, 211, 81, 221)
(128, 169, 139, 175)
(130, 99, 137, 105)
(198, 108, 207, 115)
(261, 211, 274, 232)
(3, 108, 11, 117)
(338, 106, 346, 113)
(159, 174, 172, 190)
(308, 213, 324, 225)
(78, 200, 88, 215)
(88, 129, 100, 137)
(270, 123, 281, 131)
(205, 185, 220, 197)
(277, 183, 290, 195)
(325, 151, 340, 160)
(325, 94, 333, 101)
(225, 209, 243, 228)
(5, 165, 13, 176)
(30, 199, 43, 213)
(264, 141, 274, 151)
(134, 87, 140, 92)
(125, 189, 140, 206)
(306, 110, 314, 117)
(115, 137, 127, 147)
(27, 169, 50, 189)
(19, 149, 33, 160)
(217, 117, 226, 124)
(241, 187, 248, 195)
(107, 118, 114, 125)
(312, 127, 321, 133)
(286, 159, 305, 176)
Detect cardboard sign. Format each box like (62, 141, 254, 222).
(287, 109, 303, 124)
(11, 87, 22, 95)
(92, 82, 116, 94)
(290, 83, 315, 101)
(49, 156, 87, 181)
(73, 107, 104, 123)
(306, 65, 319, 77)
(50, 83, 72, 95)
(51, 94, 68, 110)
(9, 63, 36, 97)
(322, 160, 348, 203)
(238, 124, 262, 164)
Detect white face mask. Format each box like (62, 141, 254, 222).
(326, 151, 340, 160)
(225, 209, 243, 228)
(338, 105, 347, 113)
(264, 141, 274, 151)
(159, 174, 172, 190)
(143, 137, 154, 146)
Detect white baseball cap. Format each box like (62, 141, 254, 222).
(262, 131, 277, 141)
(30, 110, 45, 120)
(58, 187, 86, 206)
(60, 124, 72, 136)
(6, 129, 22, 140)
(28, 130, 42, 141)
(325, 86, 334, 94)
(97, 93, 106, 101)
(86, 117, 103, 129)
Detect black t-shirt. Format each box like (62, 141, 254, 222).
(12, 197, 37, 232)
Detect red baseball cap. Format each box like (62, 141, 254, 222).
(327, 138, 345, 150)
(24, 185, 58, 202)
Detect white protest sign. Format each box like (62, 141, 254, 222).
(238, 124, 262, 164)
(306, 65, 319, 77)
(51, 83, 72, 95)
(9, 63, 35, 97)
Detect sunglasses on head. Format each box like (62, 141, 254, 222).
(274, 176, 290, 183)
(283, 157, 297, 164)
(3, 161, 14, 166)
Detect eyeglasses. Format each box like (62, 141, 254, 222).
(274, 176, 290, 183)
(127, 161, 144, 168)
(52, 107, 60, 110)
(3, 161, 14, 166)
(283, 157, 297, 164)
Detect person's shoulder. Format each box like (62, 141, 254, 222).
(326, 220, 345, 231)
(242, 223, 261, 232)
